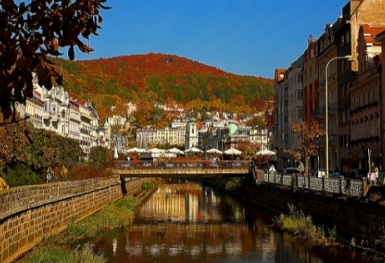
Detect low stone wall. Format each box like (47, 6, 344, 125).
(245, 183, 385, 242)
(0, 175, 148, 263)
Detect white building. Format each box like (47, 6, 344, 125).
(136, 126, 185, 148)
(16, 75, 99, 160)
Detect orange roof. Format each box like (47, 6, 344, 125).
(361, 24, 385, 45)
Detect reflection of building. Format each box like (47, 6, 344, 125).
(137, 185, 223, 223)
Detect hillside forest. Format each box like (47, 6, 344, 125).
(52, 53, 274, 126)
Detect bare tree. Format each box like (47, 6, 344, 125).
(0, 0, 111, 121)
(284, 120, 324, 176)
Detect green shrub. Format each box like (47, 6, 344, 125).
(327, 225, 338, 242)
(274, 204, 327, 242)
(3, 164, 43, 187)
(141, 181, 154, 191)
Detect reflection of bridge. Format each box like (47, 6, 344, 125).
(110, 160, 254, 178)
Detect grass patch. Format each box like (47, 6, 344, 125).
(18, 195, 139, 262)
(67, 195, 138, 240)
(20, 244, 106, 263)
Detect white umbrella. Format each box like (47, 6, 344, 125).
(166, 147, 185, 155)
(113, 147, 119, 159)
(184, 147, 203, 153)
(297, 162, 304, 173)
(269, 165, 277, 173)
(146, 147, 166, 153)
(256, 149, 276, 156)
(126, 147, 146, 153)
(224, 147, 242, 155)
(206, 148, 223, 155)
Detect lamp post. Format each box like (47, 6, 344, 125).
(325, 55, 353, 178)
(205, 144, 212, 159)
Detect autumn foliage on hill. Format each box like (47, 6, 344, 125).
(53, 53, 274, 121)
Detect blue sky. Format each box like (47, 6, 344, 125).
(75, 0, 348, 79)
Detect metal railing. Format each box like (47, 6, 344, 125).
(261, 173, 366, 197)
(110, 160, 252, 170)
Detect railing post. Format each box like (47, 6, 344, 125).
(322, 176, 325, 192)
(362, 177, 368, 196)
(339, 176, 343, 195)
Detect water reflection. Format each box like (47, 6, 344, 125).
(90, 183, 375, 263)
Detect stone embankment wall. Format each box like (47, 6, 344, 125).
(245, 183, 385, 242)
(0, 175, 147, 263)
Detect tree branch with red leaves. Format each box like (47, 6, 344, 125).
(0, 0, 111, 120)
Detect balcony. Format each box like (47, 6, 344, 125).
(42, 111, 58, 121)
(319, 103, 338, 115)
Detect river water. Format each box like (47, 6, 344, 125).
(89, 183, 375, 263)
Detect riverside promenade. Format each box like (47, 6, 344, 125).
(0, 176, 152, 263)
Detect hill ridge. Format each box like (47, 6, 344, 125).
(52, 53, 274, 122)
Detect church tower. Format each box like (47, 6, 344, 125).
(185, 110, 198, 150)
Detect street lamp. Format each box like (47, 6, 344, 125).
(325, 55, 354, 178)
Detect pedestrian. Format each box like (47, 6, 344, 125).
(368, 167, 377, 185)
(46, 167, 53, 183)
(0, 177, 9, 190)
(61, 165, 68, 181)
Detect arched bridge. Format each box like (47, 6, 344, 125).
(110, 160, 254, 179)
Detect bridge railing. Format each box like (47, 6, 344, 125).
(261, 172, 367, 197)
(110, 160, 252, 170)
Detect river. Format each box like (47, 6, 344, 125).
(89, 183, 376, 263)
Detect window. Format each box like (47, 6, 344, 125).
(297, 108, 303, 118)
(364, 90, 368, 106)
(298, 90, 303, 100)
(374, 85, 379, 100)
(377, 119, 380, 136)
(341, 35, 345, 47)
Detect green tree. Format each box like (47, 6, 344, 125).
(29, 129, 82, 172)
(0, 0, 110, 120)
(0, 114, 34, 171)
(89, 146, 111, 164)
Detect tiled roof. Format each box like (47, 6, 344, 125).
(362, 24, 385, 45)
